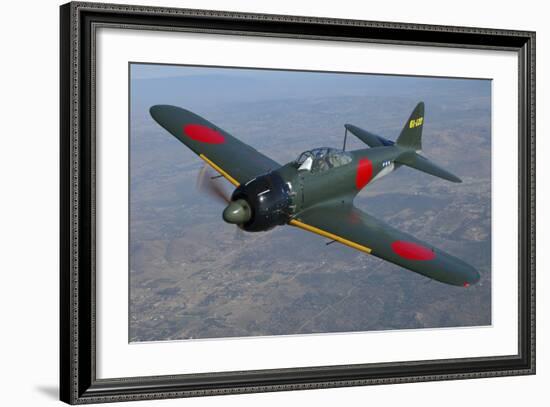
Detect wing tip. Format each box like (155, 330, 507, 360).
(149, 104, 166, 122)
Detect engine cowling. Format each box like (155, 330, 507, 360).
(227, 171, 292, 232)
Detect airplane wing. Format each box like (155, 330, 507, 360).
(290, 204, 480, 287)
(150, 105, 280, 186)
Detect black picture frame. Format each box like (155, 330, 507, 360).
(60, 1, 536, 404)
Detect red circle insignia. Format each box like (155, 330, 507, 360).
(183, 124, 225, 144)
(391, 240, 436, 261)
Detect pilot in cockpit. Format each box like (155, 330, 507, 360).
(295, 148, 352, 173)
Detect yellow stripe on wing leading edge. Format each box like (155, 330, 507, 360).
(199, 154, 240, 187)
(289, 219, 372, 254)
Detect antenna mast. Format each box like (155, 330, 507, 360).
(343, 127, 348, 151)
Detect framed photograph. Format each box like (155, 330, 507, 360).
(60, 1, 535, 404)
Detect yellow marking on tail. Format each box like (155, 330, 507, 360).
(409, 117, 424, 128)
(290, 219, 372, 254)
(199, 154, 240, 187)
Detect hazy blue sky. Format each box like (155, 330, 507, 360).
(130, 63, 491, 113)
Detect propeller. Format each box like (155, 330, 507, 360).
(195, 164, 231, 204)
(195, 164, 252, 226)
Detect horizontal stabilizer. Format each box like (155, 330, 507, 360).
(344, 124, 395, 148)
(396, 151, 462, 183)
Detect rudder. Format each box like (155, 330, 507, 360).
(396, 102, 424, 151)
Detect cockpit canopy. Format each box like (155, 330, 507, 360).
(294, 147, 353, 173)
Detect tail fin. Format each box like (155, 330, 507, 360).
(396, 102, 424, 151)
(394, 102, 461, 183)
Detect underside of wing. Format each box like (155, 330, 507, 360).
(150, 105, 280, 185)
(290, 204, 480, 287)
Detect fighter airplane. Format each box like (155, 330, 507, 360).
(150, 102, 480, 287)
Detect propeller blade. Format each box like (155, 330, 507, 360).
(196, 165, 231, 204)
(234, 225, 245, 241)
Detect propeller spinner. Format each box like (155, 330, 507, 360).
(222, 199, 251, 224)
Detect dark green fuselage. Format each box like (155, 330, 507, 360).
(276, 146, 404, 215)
